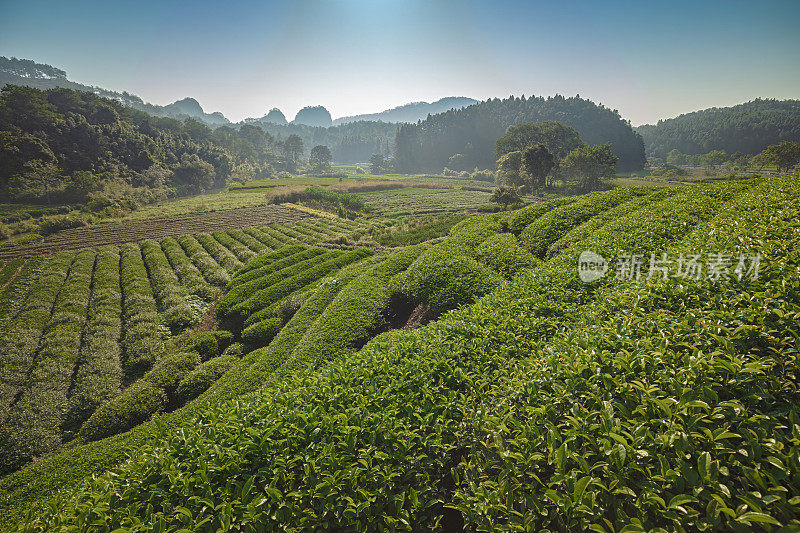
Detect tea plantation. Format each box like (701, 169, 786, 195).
(2, 175, 799, 531)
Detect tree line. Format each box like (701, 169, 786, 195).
(0, 85, 330, 208)
(393, 94, 646, 173)
(636, 98, 800, 159)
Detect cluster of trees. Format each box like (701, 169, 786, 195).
(636, 99, 800, 159)
(0, 85, 307, 206)
(252, 119, 397, 165)
(492, 121, 617, 204)
(652, 141, 800, 174)
(394, 94, 645, 173)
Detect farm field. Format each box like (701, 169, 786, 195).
(0, 205, 316, 259)
(0, 215, 372, 477)
(360, 186, 494, 216)
(0, 174, 797, 531)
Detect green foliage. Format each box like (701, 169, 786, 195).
(241, 318, 282, 347)
(309, 145, 333, 173)
(503, 196, 577, 234)
(392, 241, 502, 313)
(496, 150, 523, 187)
(25, 176, 797, 531)
(176, 354, 240, 403)
(496, 120, 583, 160)
(0, 249, 94, 473)
(372, 214, 468, 247)
(518, 187, 642, 257)
(271, 186, 372, 215)
(757, 141, 800, 172)
(559, 143, 618, 192)
(490, 185, 522, 209)
(221, 342, 245, 358)
(182, 330, 234, 361)
(395, 94, 646, 172)
(475, 233, 537, 278)
(78, 352, 199, 442)
(223, 248, 375, 330)
(76, 381, 167, 443)
(8, 177, 800, 531)
(0, 84, 275, 206)
(637, 98, 800, 158)
(521, 143, 555, 190)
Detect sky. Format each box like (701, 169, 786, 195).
(1, 0, 798, 125)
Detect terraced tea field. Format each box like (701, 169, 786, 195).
(0, 204, 312, 259)
(0, 216, 369, 475)
(2, 175, 799, 532)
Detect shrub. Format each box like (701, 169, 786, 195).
(183, 331, 234, 360)
(77, 381, 167, 442)
(177, 235, 231, 287)
(392, 245, 503, 314)
(505, 196, 576, 234)
(241, 318, 282, 347)
(275, 293, 310, 324)
(78, 352, 199, 442)
(221, 342, 245, 358)
(36, 213, 87, 236)
(518, 187, 642, 257)
(475, 233, 538, 278)
(176, 354, 239, 403)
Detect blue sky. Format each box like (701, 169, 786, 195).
(1, 0, 798, 124)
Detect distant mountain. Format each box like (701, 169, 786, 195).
(0, 56, 230, 126)
(292, 105, 332, 127)
(636, 99, 800, 158)
(333, 96, 478, 125)
(264, 108, 288, 125)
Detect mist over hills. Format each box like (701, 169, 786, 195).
(332, 97, 478, 125)
(0, 57, 231, 126)
(3, 57, 797, 164)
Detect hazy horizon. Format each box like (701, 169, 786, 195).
(1, 0, 799, 126)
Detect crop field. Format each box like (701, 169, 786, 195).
(0, 216, 372, 475)
(0, 205, 316, 259)
(0, 175, 798, 531)
(360, 186, 494, 216)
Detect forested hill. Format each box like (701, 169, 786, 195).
(0, 85, 277, 204)
(637, 99, 800, 158)
(394, 94, 647, 172)
(0, 57, 230, 126)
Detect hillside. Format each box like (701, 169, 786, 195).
(637, 99, 800, 158)
(0, 57, 230, 126)
(333, 97, 478, 125)
(1, 174, 798, 530)
(394, 94, 647, 172)
(0, 85, 281, 205)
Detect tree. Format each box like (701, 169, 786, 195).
(704, 150, 728, 169)
(490, 186, 522, 210)
(369, 153, 386, 174)
(172, 154, 215, 194)
(559, 144, 617, 192)
(758, 141, 800, 172)
(521, 144, 554, 191)
(496, 150, 524, 188)
(447, 153, 468, 171)
(309, 145, 333, 173)
(495, 121, 584, 160)
(283, 134, 304, 172)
